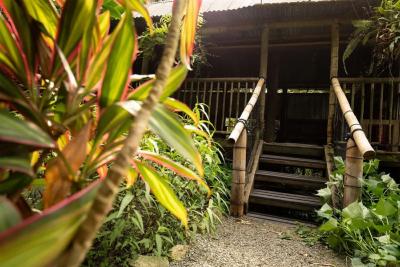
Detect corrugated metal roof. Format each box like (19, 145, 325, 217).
(145, 0, 344, 17)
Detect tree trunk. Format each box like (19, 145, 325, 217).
(60, 2, 186, 266)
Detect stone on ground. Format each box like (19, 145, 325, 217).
(132, 255, 169, 267)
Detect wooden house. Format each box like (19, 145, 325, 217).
(138, 0, 400, 221)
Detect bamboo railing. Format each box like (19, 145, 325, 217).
(173, 78, 259, 134)
(330, 78, 375, 206)
(228, 78, 265, 216)
(333, 77, 400, 152)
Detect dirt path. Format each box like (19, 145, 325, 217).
(171, 216, 347, 267)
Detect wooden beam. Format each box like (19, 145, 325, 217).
(202, 19, 350, 35)
(259, 27, 269, 140)
(327, 23, 339, 145)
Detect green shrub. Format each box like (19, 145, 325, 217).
(317, 157, 400, 266)
(85, 105, 231, 266)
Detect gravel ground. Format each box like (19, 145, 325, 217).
(171, 216, 348, 267)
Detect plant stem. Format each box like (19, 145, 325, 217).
(59, 1, 186, 266)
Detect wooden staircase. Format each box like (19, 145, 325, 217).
(248, 142, 326, 223)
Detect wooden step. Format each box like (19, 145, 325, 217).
(255, 171, 326, 189)
(247, 212, 317, 226)
(260, 154, 326, 169)
(249, 189, 321, 211)
(263, 142, 324, 158)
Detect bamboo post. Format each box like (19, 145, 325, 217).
(259, 27, 269, 140)
(230, 130, 247, 217)
(343, 138, 363, 206)
(327, 23, 339, 145)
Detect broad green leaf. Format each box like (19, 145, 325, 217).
(0, 156, 33, 176)
(117, 0, 153, 32)
(0, 110, 55, 148)
(99, 12, 136, 108)
(0, 180, 101, 267)
(135, 161, 188, 227)
(317, 203, 333, 219)
(0, 14, 26, 78)
(102, 0, 124, 19)
(180, 0, 202, 69)
(316, 187, 331, 201)
(23, 0, 58, 38)
(128, 64, 188, 101)
(319, 218, 338, 232)
(2, 1, 37, 77)
(56, 0, 96, 58)
(0, 173, 33, 195)
(149, 106, 203, 176)
(343, 202, 365, 219)
(0, 197, 22, 232)
(375, 198, 397, 216)
(164, 97, 199, 125)
(139, 150, 210, 196)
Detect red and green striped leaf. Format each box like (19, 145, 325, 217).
(22, 0, 58, 38)
(135, 160, 188, 227)
(180, 0, 202, 69)
(0, 110, 55, 149)
(139, 150, 210, 196)
(99, 12, 137, 108)
(0, 180, 101, 267)
(53, 0, 96, 73)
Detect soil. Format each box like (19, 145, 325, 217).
(171, 216, 348, 267)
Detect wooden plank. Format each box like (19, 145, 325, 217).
(255, 170, 326, 188)
(340, 77, 400, 83)
(214, 81, 220, 128)
(221, 81, 227, 131)
(250, 189, 320, 211)
(379, 83, 384, 143)
(263, 142, 324, 158)
(369, 83, 374, 139)
(260, 154, 326, 169)
(389, 83, 394, 148)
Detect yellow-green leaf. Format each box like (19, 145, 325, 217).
(128, 64, 188, 101)
(163, 97, 199, 126)
(99, 12, 136, 108)
(139, 150, 210, 196)
(135, 160, 188, 227)
(180, 0, 202, 69)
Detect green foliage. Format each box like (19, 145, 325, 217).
(139, 15, 209, 76)
(317, 157, 400, 266)
(343, 0, 400, 74)
(85, 105, 231, 266)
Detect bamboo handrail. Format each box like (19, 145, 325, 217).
(331, 78, 375, 159)
(228, 78, 265, 143)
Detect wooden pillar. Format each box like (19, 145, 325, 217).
(258, 27, 269, 140)
(343, 138, 363, 206)
(230, 130, 247, 217)
(265, 55, 280, 142)
(327, 23, 339, 145)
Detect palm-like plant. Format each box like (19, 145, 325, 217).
(0, 0, 203, 266)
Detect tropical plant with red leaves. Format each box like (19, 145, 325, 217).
(0, 0, 203, 266)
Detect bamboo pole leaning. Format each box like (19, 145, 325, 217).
(228, 78, 265, 143)
(331, 78, 375, 159)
